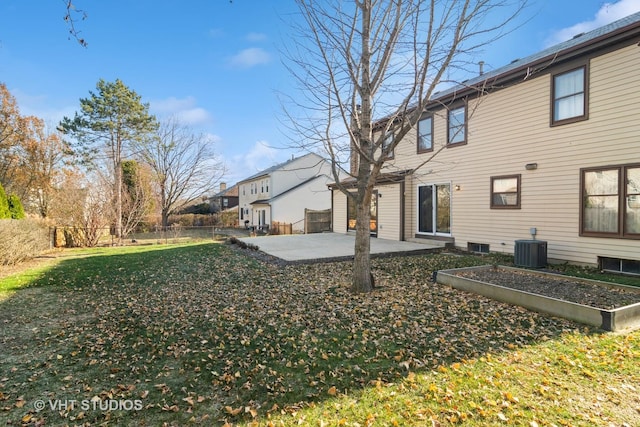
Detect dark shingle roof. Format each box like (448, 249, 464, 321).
(434, 11, 640, 101)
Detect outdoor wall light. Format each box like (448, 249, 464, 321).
(525, 163, 538, 170)
(454, 185, 461, 191)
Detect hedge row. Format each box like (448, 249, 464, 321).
(0, 219, 50, 265)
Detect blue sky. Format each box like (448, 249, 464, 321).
(1, 0, 639, 186)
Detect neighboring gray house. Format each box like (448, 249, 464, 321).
(237, 153, 338, 233)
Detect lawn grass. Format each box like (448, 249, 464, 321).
(0, 243, 638, 426)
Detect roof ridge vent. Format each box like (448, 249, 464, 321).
(573, 32, 585, 39)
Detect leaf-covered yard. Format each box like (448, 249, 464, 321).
(0, 242, 638, 426)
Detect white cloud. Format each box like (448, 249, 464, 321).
(246, 32, 267, 42)
(203, 132, 222, 144)
(240, 140, 280, 172)
(150, 96, 213, 126)
(224, 140, 287, 182)
(208, 28, 225, 39)
(151, 96, 197, 113)
(175, 107, 212, 126)
(545, 0, 640, 46)
(228, 47, 271, 68)
(10, 88, 76, 126)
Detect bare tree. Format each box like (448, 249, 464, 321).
(51, 169, 111, 247)
(137, 117, 226, 229)
(120, 160, 155, 237)
(285, 0, 525, 292)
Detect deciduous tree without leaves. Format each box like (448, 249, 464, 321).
(286, 0, 525, 292)
(137, 117, 225, 229)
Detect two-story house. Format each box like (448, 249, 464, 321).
(209, 182, 239, 213)
(331, 12, 640, 273)
(238, 153, 337, 232)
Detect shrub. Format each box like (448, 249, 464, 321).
(0, 219, 50, 265)
(227, 236, 259, 251)
(0, 182, 9, 219)
(7, 194, 25, 219)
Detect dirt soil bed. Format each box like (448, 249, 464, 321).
(454, 268, 640, 310)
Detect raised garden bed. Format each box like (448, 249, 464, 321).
(435, 265, 640, 332)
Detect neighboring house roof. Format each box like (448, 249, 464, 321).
(250, 175, 331, 204)
(250, 199, 270, 205)
(237, 152, 327, 184)
(213, 184, 239, 198)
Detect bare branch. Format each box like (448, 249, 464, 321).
(63, 0, 88, 47)
(284, 0, 528, 292)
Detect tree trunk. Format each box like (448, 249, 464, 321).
(161, 184, 169, 229)
(352, 186, 373, 292)
(351, 131, 375, 292)
(115, 159, 123, 241)
(161, 209, 169, 230)
(350, 1, 375, 293)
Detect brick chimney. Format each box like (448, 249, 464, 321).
(219, 182, 227, 192)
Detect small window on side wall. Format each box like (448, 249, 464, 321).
(382, 131, 394, 159)
(448, 104, 466, 145)
(491, 175, 521, 209)
(551, 65, 588, 125)
(417, 115, 433, 153)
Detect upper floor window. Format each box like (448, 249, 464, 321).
(382, 131, 394, 159)
(417, 115, 433, 153)
(552, 65, 588, 125)
(581, 164, 640, 237)
(491, 175, 521, 209)
(448, 104, 466, 145)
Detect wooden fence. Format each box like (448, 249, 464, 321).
(271, 221, 293, 235)
(304, 208, 332, 234)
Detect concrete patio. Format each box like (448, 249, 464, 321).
(239, 232, 444, 262)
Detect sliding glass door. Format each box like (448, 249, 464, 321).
(418, 184, 451, 235)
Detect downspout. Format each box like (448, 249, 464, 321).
(330, 187, 334, 232)
(400, 180, 405, 241)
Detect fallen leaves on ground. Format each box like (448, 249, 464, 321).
(0, 242, 637, 426)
